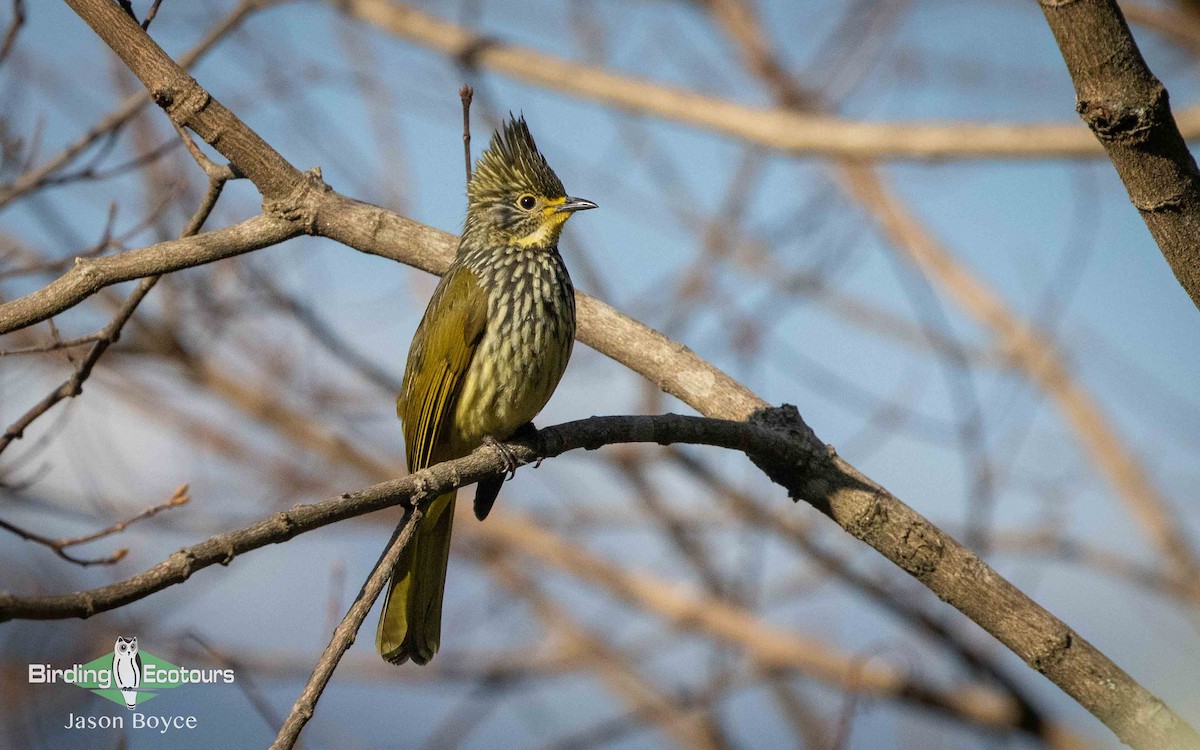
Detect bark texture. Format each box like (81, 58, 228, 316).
(1042, 0, 1200, 311)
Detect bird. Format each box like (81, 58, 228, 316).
(376, 115, 596, 665)
(112, 636, 142, 709)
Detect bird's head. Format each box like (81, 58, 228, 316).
(466, 115, 596, 249)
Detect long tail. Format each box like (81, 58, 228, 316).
(376, 492, 456, 664)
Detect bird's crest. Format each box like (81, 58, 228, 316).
(469, 115, 565, 203)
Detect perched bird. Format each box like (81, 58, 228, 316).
(376, 115, 596, 665)
(112, 636, 142, 709)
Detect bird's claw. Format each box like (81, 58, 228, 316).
(482, 435, 520, 479)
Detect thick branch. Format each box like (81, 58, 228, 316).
(1, 413, 1196, 748)
(1041, 0, 1200, 310)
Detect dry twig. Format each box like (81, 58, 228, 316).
(0, 484, 189, 566)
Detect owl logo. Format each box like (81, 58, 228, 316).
(112, 636, 142, 709)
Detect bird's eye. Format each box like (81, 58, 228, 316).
(518, 194, 537, 210)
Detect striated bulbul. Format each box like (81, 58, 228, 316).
(377, 115, 596, 665)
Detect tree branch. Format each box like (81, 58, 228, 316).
(334, 0, 1200, 161)
(1041, 0, 1200, 311)
(2, 413, 1196, 748)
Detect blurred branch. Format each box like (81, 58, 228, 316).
(243, 265, 403, 393)
(694, 0, 817, 109)
(989, 529, 1200, 604)
(485, 555, 731, 750)
(837, 164, 1200, 593)
(1042, 0, 1200, 311)
(0, 0, 24, 68)
(185, 632, 288, 734)
(332, 0, 1200, 161)
(665, 448, 1071, 744)
(1124, 3, 1200, 57)
(484, 504, 1023, 734)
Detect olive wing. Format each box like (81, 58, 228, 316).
(399, 266, 488, 472)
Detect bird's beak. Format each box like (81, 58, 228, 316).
(555, 196, 598, 214)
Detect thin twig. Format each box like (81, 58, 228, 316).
(459, 84, 473, 186)
(0, 484, 189, 566)
(270, 507, 423, 750)
(140, 0, 164, 30)
(186, 631, 289, 734)
(172, 121, 241, 182)
(0, 202, 119, 281)
(35, 135, 181, 190)
(0, 333, 102, 356)
(242, 265, 401, 393)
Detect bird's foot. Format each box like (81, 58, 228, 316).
(482, 434, 520, 479)
(510, 422, 546, 468)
